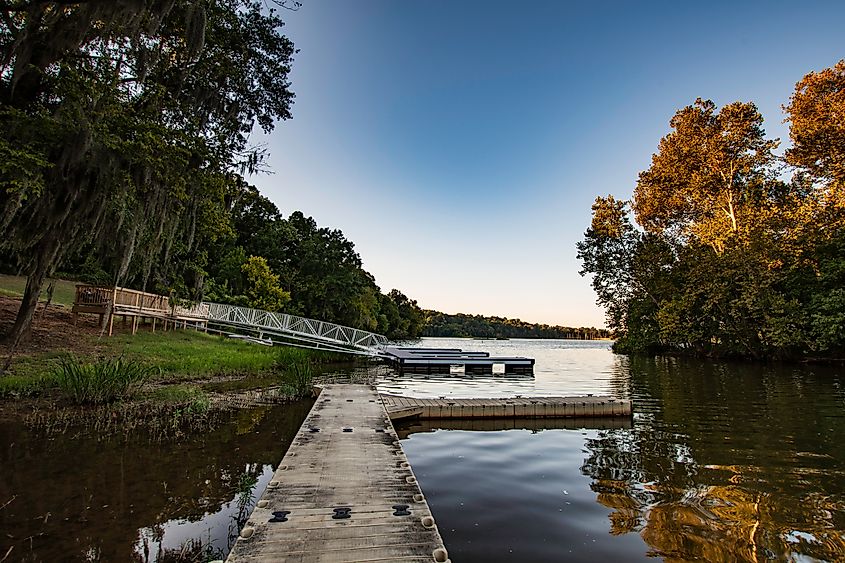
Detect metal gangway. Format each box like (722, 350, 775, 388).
(203, 302, 388, 356)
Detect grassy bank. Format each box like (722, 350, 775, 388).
(0, 285, 357, 441)
(0, 330, 286, 396)
(0, 327, 350, 438)
(0, 273, 77, 306)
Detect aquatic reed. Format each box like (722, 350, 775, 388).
(54, 356, 156, 404)
(279, 358, 314, 399)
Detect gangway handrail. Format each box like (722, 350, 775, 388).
(202, 302, 388, 352)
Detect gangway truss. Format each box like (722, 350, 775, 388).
(204, 302, 388, 355)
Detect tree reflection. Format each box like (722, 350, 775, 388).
(581, 356, 845, 561)
(0, 401, 312, 562)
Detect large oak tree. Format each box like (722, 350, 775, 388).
(0, 1, 295, 346)
(633, 98, 778, 252)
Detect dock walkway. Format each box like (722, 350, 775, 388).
(226, 385, 449, 563)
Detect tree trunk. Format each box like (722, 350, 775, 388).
(5, 235, 62, 348)
(7, 269, 46, 347)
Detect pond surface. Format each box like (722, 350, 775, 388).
(383, 338, 845, 562)
(0, 401, 312, 562)
(1, 339, 843, 562)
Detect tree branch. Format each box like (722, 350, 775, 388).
(1, 0, 93, 13)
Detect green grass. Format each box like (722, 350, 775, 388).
(107, 330, 281, 380)
(0, 274, 79, 306)
(0, 330, 284, 397)
(0, 371, 57, 397)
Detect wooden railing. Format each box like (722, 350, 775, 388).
(112, 287, 170, 313)
(74, 285, 114, 307)
(73, 284, 208, 335)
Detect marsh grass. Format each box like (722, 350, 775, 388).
(55, 356, 156, 404)
(275, 345, 354, 368)
(26, 398, 226, 441)
(278, 358, 314, 399)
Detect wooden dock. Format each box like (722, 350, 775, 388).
(226, 385, 449, 563)
(72, 284, 209, 335)
(380, 394, 632, 421)
(381, 347, 535, 374)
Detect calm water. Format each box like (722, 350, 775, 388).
(1, 339, 843, 562)
(384, 338, 845, 562)
(0, 402, 312, 562)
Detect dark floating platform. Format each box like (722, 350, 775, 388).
(380, 346, 535, 374)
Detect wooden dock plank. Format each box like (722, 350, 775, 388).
(226, 385, 448, 563)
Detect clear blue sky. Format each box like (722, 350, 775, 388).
(251, 0, 844, 328)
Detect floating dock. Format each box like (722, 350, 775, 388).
(394, 416, 633, 439)
(381, 347, 535, 374)
(380, 394, 632, 421)
(226, 385, 449, 563)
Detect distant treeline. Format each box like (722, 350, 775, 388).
(578, 61, 845, 360)
(422, 312, 610, 340)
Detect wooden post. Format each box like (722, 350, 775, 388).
(131, 292, 139, 335)
(152, 318, 156, 333)
(108, 287, 117, 336)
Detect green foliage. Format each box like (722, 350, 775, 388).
(576, 196, 642, 332)
(241, 255, 290, 312)
(0, 108, 50, 202)
(579, 62, 845, 360)
(54, 356, 156, 404)
(0, 0, 297, 341)
(203, 189, 427, 339)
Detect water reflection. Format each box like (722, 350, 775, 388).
(581, 356, 845, 561)
(0, 401, 312, 562)
(395, 417, 631, 439)
(397, 340, 845, 562)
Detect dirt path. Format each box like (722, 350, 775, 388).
(0, 296, 108, 358)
